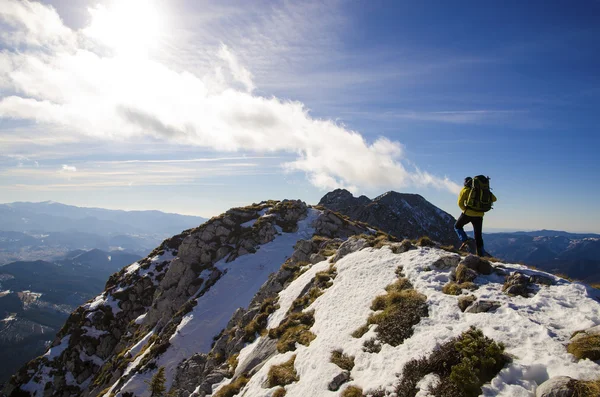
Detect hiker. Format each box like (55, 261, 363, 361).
(455, 176, 497, 257)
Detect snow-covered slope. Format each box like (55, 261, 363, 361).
(5, 199, 600, 397)
(216, 244, 600, 396)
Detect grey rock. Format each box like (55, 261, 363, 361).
(432, 254, 461, 270)
(465, 300, 502, 313)
(328, 371, 351, 391)
(530, 274, 555, 286)
(503, 272, 532, 297)
(454, 263, 478, 283)
(235, 337, 278, 377)
(536, 376, 575, 397)
(461, 254, 493, 275)
(332, 237, 369, 263)
(291, 239, 317, 262)
(310, 253, 327, 264)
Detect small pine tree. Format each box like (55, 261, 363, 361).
(146, 367, 167, 397)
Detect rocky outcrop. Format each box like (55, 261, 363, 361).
(318, 189, 457, 245)
(536, 376, 577, 397)
(5, 200, 313, 397)
(503, 272, 533, 297)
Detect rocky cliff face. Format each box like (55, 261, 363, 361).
(3, 200, 373, 397)
(318, 189, 457, 245)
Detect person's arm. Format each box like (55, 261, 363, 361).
(458, 188, 468, 212)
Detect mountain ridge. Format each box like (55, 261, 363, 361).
(3, 195, 600, 397)
(318, 189, 457, 245)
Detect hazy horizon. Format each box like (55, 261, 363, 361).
(1, 1, 599, 233)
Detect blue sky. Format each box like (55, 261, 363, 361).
(0, 0, 599, 233)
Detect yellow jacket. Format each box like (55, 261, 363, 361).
(458, 187, 497, 217)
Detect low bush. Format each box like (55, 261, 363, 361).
(396, 327, 508, 397)
(267, 355, 298, 388)
(367, 289, 428, 347)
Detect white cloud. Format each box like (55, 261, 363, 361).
(61, 164, 76, 172)
(0, 0, 460, 194)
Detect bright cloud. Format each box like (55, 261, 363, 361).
(0, 0, 460, 194)
(61, 165, 76, 172)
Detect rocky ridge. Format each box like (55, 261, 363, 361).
(4, 198, 600, 397)
(3, 200, 375, 397)
(318, 189, 457, 245)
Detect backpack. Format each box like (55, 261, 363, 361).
(465, 175, 493, 212)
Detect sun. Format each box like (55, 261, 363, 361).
(85, 0, 164, 58)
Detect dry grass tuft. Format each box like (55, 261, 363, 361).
(567, 333, 600, 361)
(267, 355, 299, 388)
(341, 386, 364, 397)
(213, 376, 249, 397)
(331, 349, 355, 371)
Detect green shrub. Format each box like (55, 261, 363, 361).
(362, 338, 382, 353)
(331, 349, 355, 371)
(341, 386, 364, 397)
(267, 355, 298, 387)
(396, 327, 508, 397)
(367, 289, 428, 346)
(567, 333, 600, 361)
(213, 376, 249, 397)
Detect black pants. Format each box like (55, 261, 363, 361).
(454, 213, 484, 256)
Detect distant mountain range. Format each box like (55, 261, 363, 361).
(484, 230, 600, 283)
(0, 202, 207, 263)
(0, 249, 141, 384)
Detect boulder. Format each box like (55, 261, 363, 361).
(328, 371, 351, 391)
(432, 254, 461, 270)
(568, 325, 600, 360)
(454, 264, 478, 284)
(332, 237, 369, 263)
(461, 254, 493, 275)
(503, 272, 532, 297)
(536, 376, 576, 397)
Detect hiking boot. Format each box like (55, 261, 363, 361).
(459, 238, 475, 253)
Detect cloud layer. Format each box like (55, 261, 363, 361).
(0, 0, 460, 194)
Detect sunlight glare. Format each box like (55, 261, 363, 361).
(86, 0, 164, 58)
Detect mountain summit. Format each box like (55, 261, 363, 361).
(4, 198, 600, 397)
(318, 189, 457, 245)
